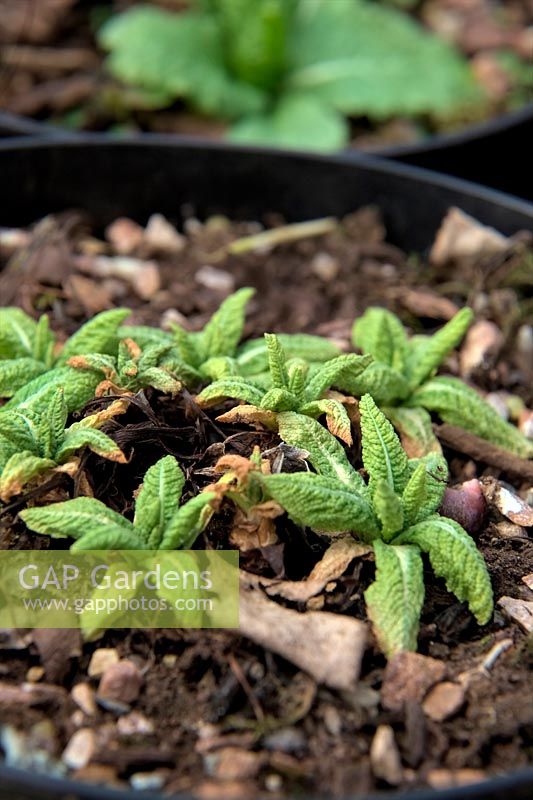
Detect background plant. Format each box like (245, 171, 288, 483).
(0, 390, 127, 502)
(347, 306, 532, 458)
(197, 332, 372, 443)
(98, 0, 483, 151)
(262, 397, 493, 657)
(21, 455, 216, 551)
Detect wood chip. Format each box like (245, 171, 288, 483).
(370, 725, 403, 785)
(498, 597, 533, 633)
(381, 652, 446, 712)
(436, 425, 533, 483)
(522, 573, 533, 592)
(430, 208, 509, 266)
(75, 254, 161, 300)
(62, 728, 96, 770)
(32, 628, 81, 683)
(460, 320, 504, 378)
(481, 479, 533, 527)
(88, 648, 119, 678)
(422, 682, 465, 721)
(395, 287, 459, 320)
(239, 575, 367, 691)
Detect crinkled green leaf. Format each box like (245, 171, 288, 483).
(401, 462, 427, 528)
(352, 307, 408, 371)
(384, 405, 441, 457)
(56, 428, 124, 463)
(360, 394, 409, 493)
(159, 491, 217, 550)
(0, 452, 56, 502)
(265, 333, 290, 390)
(40, 389, 68, 459)
(229, 91, 347, 151)
(0, 308, 37, 359)
(99, 7, 267, 118)
(409, 376, 533, 458)
(3, 367, 100, 415)
(0, 409, 41, 454)
(21, 497, 135, 540)
(304, 353, 372, 401)
(118, 325, 173, 350)
(32, 314, 55, 364)
(58, 309, 131, 363)
(373, 479, 404, 540)
(260, 386, 298, 412)
(341, 362, 410, 405)
(395, 514, 493, 625)
(134, 455, 185, 547)
(277, 411, 366, 492)
(301, 397, 353, 444)
(71, 527, 148, 551)
(262, 471, 378, 539)
(196, 377, 264, 407)
(288, 0, 482, 118)
(197, 287, 254, 362)
(405, 307, 473, 390)
(201, 356, 239, 381)
(364, 540, 424, 658)
(0, 358, 48, 398)
(139, 366, 182, 395)
(237, 333, 340, 375)
(287, 359, 309, 398)
(407, 452, 449, 517)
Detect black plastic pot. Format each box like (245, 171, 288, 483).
(0, 137, 532, 800)
(0, 103, 532, 199)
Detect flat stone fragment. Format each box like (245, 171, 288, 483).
(97, 659, 143, 705)
(498, 596, 533, 633)
(62, 728, 96, 770)
(381, 652, 446, 711)
(370, 725, 403, 785)
(88, 648, 119, 678)
(422, 682, 465, 721)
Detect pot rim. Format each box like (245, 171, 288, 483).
(0, 102, 532, 157)
(0, 132, 532, 221)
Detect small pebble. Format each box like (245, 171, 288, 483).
(130, 770, 168, 791)
(118, 712, 154, 736)
(265, 773, 283, 792)
(98, 659, 143, 706)
(62, 728, 96, 770)
(26, 666, 44, 683)
(370, 725, 403, 785)
(88, 648, 119, 678)
(105, 217, 144, 254)
(263, 728, 307, 754)
(144, 213, 185, 254)
(195, 265, 235, 292)
(72, 683, 97, 716)
(310, 252, 339, 282)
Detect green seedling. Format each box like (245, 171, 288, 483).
(21, 454, 216, 551)
(262, 397, 493, 658)
(197, 332, 372, 443)
(0, 390, 127, 502)
(348, 307, 532, 457)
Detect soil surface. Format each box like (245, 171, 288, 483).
(0, 0, 531, 146)
(0, 205, 532, 797)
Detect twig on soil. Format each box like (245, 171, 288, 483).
(227, 653, 264, 723)
(207, 218, 338, 262)
(435, 423, 533, 482)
